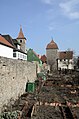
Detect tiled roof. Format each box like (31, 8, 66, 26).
(41, 55, 47, 63)
(17, 27, 25, 39)
(0, 35, 14, 48)
(2, 35, 21, 47)
(59, 51, 73, 59)
(2, 35, 26, 54)
(2, 35, 16, 48)
(46, 40, 58, 49)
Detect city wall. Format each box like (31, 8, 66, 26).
(0, 56, 36, 112)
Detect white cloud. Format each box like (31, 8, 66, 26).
(41, 0, 53, 5)
(59, 0, 79, 19)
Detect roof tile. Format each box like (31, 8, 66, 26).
(0, 35, 14, 48)
(17, 27, 25, 39)
(46, 40, 58, 49)
(59, 51, 73, 59)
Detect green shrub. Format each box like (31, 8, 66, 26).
(0, 110, 20, 119)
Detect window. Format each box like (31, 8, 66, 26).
(13, 53, 16, 57)
(20, 40, 22, 43)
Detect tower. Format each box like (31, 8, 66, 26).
(46, 39, 58, 71)
(17, 26, 26, 52)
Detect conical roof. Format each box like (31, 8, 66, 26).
(46, 40, 58, 49)
(17, 26, 25, 39)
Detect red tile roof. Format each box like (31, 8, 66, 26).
(41, 55, 47, 63)
(59, 51, 73, 59)
(0, 35, 14, 48)
(46, 40, 58, 49)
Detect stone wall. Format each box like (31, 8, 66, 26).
(0, 56, 36, 112)
(46, 49, 58, 71)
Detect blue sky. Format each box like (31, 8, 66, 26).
(0, 0, 79, 55)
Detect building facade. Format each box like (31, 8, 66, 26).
(58, 51, 74, 70)
(46, 39, 74, 71)
(1, 27, 27, 60)
(0, 35, 14, 58)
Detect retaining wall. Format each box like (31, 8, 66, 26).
(0, 56, 36, 112)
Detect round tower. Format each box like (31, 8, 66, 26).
(46, 39, 58, 71)
(17, 26, 26, 53)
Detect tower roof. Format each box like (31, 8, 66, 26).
(46, 40, 58, 49)
(17, 26, 25, 39)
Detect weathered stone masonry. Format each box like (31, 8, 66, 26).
(0, 56, 36, 112)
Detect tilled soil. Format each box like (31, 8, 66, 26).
(1, 73, 79, 119)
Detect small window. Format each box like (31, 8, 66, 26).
(20, 40, 22, 43)
(13, 53, 16, 57)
